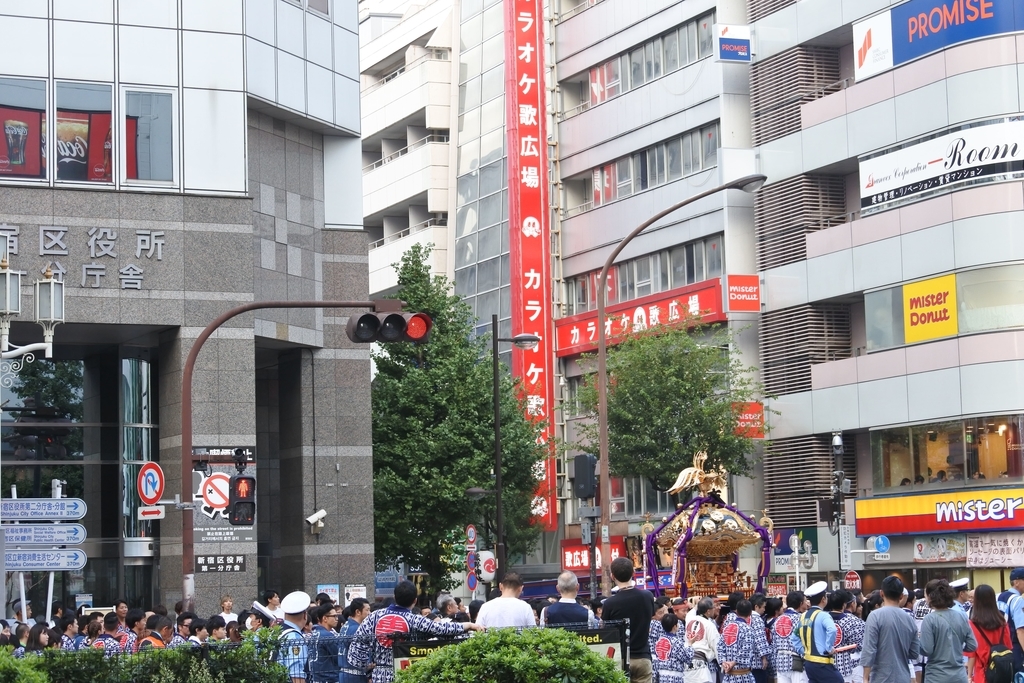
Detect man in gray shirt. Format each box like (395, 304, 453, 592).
(862, 576, 920, 683)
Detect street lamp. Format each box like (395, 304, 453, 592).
(485, 314, 539, 583)
(594, 174, 767, 595)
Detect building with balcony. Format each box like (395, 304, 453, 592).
(359, 0, 454, 296)
(546, 0, 765, 587)
(752, 0, 1024, 593)
(0, 0, 371, 617)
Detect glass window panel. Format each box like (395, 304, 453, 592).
(691, 240, 705, 282)
(871, 428, 911, 489)
(653, 144, 666, 186)
(455, 265, 476, 296)
(477, 257, 500, 292)
(457, 172, 479, 204)
(459, 108, 480, 143)
(480, 96, 504, 134)
(459, 77, 481, 113)
(633, 151, 648, 190)
(666, 137, 682, 180)
(684, 243, 696, 284)
(125, 91, 173, 182)
(456, 202, 478, 235)
(461, 13, 482, 51)
(460, 45, 481, 83)
(630, 48, 645, 88)
(477, 289, 499, 320)
(500, 219, 509, 253)
(574, 277, 589, 314)
(458, 138, 480, 175)
(501, 192, 507, 222)
(682, 134, 693, 175)
(912, 422, 967, 485)
(482, 3, 503, 38)
(664, 30, 680, 72)
(481, 65, 504, 103)
(500, 253, 510, 284)
(957, 264, 1024, 334)
(479, 191, 501, 228)
(461, 0, 482, 21)
(479, 160, 502, 196)
(477, 224, 499, 259)
(690, 131, 702, 173)
(864, 287, 905, 351)
(618, 262, 635, 302)
(659, 252, 670, 291)
(500, 286, 511, 318)
(652, 38, 663, 79)
(968, 415, 1024, 481)
(481, 34, 503, 72)
(0, 77, 46, 179)
(616, 158, 632, 197)
(635, 257, 652, 297)
(685, 22, 698, 64)
(121, 358, 152, 425)
(705, 235, 723, 278)
(702, 124, 718, 168)
(56, 82, 112, 183)
(670, 246, 686, 288)
(605, 58, 621, 99)
(479, 128, 503, 166)
(308, 0, 329, 15)
(456, 233, 477, 267)
(621, 55, 632, 90)
(644, 42, 655, 82)
(698, 14, 713, 58)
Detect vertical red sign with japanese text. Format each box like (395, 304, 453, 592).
(505, 0, 556, 531)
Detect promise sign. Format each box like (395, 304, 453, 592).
(505, 0, 557, 531)
(903, 274, 957, 343)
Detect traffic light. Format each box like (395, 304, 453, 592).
(346, 311, 433, 344)
(572, 454, 597, 499)
(227, 474, 256, 526)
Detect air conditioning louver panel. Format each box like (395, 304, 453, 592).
(750, 46, 841, 146)
(759, 304, 851, 396)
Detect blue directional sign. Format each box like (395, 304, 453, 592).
(3, 524, 86, 546)
(1, 499, 87, 520)
(5, 549, 87, 571)
(874, 535, 891, 554)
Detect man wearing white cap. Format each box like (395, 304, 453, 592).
(950, 579, 970, 617)
(278, 591, 312, 683)
(791, 582, 842, 683)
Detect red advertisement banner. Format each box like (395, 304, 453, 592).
(560, 536, 627, 572)
(554, 279, 726, 357)
(732, 401, 765, 439)
(505, 0, 556, 531)
(55, 111, 112, 182)
(726, 274, 761, 312)
(0, 106, 44, 178)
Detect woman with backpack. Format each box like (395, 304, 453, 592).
(921, 579, 977, 683)
(968, 585, 1013, 683)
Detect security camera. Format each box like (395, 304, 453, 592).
(305, 509, 325, 528)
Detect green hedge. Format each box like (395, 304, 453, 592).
(395, 627, 630, 683)
(0, 632, 289, 683)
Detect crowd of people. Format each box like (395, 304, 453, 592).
(6, 564, 1021, 683)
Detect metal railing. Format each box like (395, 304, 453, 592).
(362, 134, 450, 172)
(560, 100, 591, 121)
(558, 0, 602, 22)
(562, 201, 593, 218)
(369, 216, 448, 250)
(361, 49, 451, 95)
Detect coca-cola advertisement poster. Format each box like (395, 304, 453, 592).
(0, 106, 44, 178)
(56, 111, 111, 182)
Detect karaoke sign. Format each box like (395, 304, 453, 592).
(505, 0, 556, 531)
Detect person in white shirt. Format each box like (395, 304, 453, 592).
(686, 597, 721, 683)
(475, 572, 536, 629)
(217, 595, 237, 624)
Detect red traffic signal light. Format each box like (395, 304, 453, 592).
(228, 474, 256, 526)
(346, 311, 432, 344)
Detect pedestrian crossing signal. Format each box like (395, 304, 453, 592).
(228, 474, 256, 526)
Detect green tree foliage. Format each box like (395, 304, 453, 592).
(372, 243, 545, 592)
(575, 320, 766, 491)
(395, 628, 629, 683)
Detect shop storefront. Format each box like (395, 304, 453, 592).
(855, 488, 1024, 592)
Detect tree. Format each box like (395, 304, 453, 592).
(575, 320, 767, 492)
(371, 243, 546, 593)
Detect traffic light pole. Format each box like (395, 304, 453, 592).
(179, 299, 387, 612)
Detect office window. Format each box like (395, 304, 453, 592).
(307, 0, 329, 15)
(630, 48, 645, 89)
(702, 124, 719, 169)
(664, 30, 679, 72)
(698, 16, 714, 58)
(56, 82, 112, 183)
(125, 91, 173, 182)
(0, 77, 45, 180)
(616, 158, 632, 198)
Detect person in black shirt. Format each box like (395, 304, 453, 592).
(601, 556, 656, 683)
